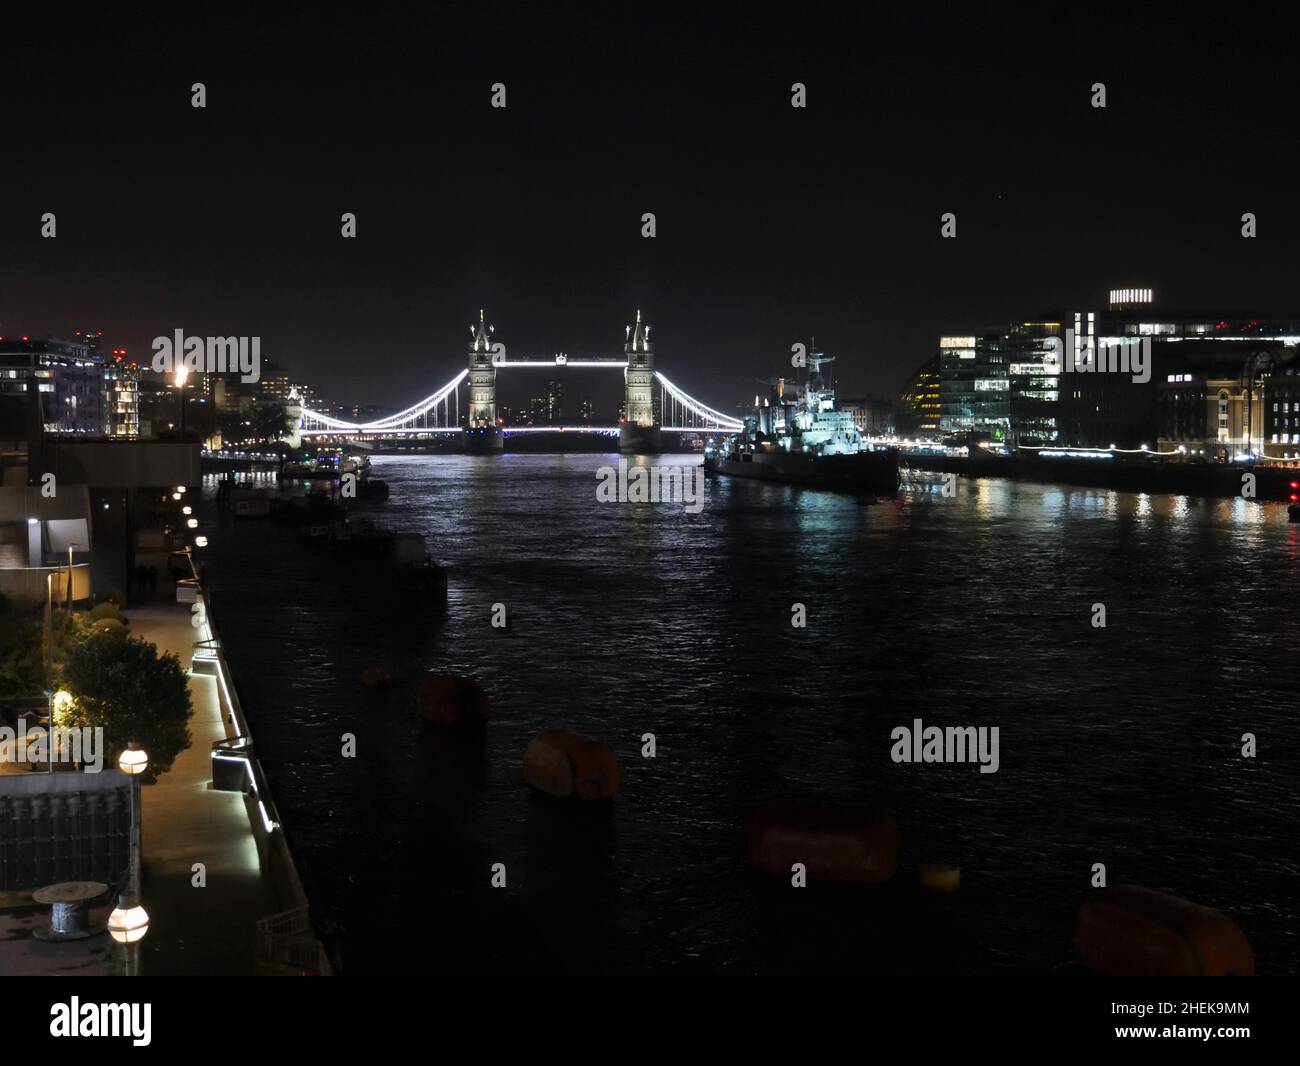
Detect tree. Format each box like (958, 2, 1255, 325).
(62, 632, 192, 782)
(252, 401, 294, 443)
(0, 616, 45, 699)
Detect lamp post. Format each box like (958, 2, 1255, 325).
(110, 743, 149, 976)
(44, 573, 53, 677)
(65, 542, 82, 610)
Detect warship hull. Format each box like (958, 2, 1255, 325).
(705, 448, 899, 495)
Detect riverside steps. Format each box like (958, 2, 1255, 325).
(0, 577, 326, 975)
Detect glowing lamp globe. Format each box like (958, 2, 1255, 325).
(108, 902, 150, 944)
(118, 744, 149, 776)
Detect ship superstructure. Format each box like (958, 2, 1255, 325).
(705, 341, 898, 494)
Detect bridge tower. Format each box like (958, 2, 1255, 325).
(465, 309, 503, 453)
(284, 388, 304, 449)
(620, 309, 661, 454)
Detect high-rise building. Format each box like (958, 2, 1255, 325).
(898, 354, 941, 434)
(104, 360, 140, 438)
(1006, 322, 1060, 447)
(939, 291, 1300, 454)
(257, 361, 293, 402)
(526, 380, 563, 425)
(544, 379, 562, 423)
(938, 334, 1009, 441)
(0, 336, 108, 435)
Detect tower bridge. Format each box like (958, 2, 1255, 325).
(297, 311, 744, 453)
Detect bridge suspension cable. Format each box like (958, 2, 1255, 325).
(301, 370, 468, 432)
(655, 371, 744, 431)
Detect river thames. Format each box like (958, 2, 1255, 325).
(202, 455, 1300, 974)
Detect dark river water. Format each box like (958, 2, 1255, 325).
(201, 455, 1300, 975)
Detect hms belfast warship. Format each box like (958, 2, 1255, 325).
(703, 344, 899, 495)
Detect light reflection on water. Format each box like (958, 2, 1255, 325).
(202, 456, 1300, 975)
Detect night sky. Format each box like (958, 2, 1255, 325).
(3, 5, 1298, 410)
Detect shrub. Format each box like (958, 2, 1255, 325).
(89, 602, 124, 624)
(87, 618, 128, 640)
(62, 635, 193, 782)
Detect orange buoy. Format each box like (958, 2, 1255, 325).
(522, 730, 584, 796)
(746, 802, 898, 885)
(416, 675, 490, 727)
(522, 730, 620, 799)
(1075, 885, 1254, 976)
(568, 738, 620, 800)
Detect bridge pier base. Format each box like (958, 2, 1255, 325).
(619, 424, 661, 455)
(463, 426, 503, 453)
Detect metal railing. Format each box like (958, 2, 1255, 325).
(193, 581, 332, 974)
(256, 904, 331, 975)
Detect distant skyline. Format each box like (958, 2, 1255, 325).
(4, 6, 1299, 410)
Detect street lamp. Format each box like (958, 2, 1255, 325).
(44, 573, 54, 676)
(107, 902, 149, 943)
(113, 743, 149, 976)
(65, 541, 83, 609)
(107, 900, 150, 976)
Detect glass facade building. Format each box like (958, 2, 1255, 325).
(939, 334, 1009, 442)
